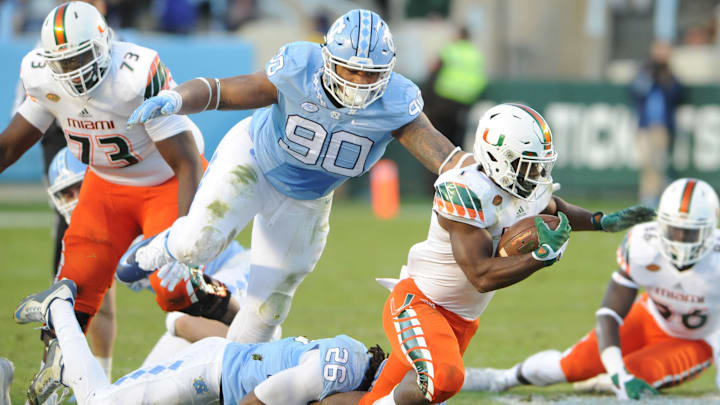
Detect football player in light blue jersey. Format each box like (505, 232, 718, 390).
(14, 280, 386, 405)
(126, 9, 469, 345)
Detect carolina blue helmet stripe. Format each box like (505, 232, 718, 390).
(358, 9, 371, 58)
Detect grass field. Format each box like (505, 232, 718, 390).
(0, 197, 718, 404)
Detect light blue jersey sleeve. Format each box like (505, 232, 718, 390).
(317, 335, 370, 399)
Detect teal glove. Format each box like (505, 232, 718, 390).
(610, 370, 659, 400)
(532, 212, 571, 264)
(592, 206, 656, 233)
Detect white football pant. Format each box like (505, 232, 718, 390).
(167, 117, 332, 343)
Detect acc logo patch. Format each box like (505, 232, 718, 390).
(301, 102, 319, 113)
(492, 195, 503, 206)
(46, 93, 60, 102)
(646, 264, 660, 272)
(192, 376, 209, 395)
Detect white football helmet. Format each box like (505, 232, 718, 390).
(48, 147, 87, 224)
(657, 178, 719, 268)
(40, 2, 111, 97)
(473, 103, 557, 201)
(322, 9, 396, 109)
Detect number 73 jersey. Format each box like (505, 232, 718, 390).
(250, 41, 423, 200)
(618, 222, 720, 340)
(17, 41, 203, 187)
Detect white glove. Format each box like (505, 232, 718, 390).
(126, 90, 182, 128)
(135, 230, 173, 271)
(156, 262, 191, 292)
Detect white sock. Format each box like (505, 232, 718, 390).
(503, 364, 521, 388)
(141, 332, 191, 368)
(49, 300, 109, 403)
(94, 356, 112, 380)
(518, 350, 567, 386)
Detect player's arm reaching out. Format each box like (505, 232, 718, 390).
(543, 196, 656, 232)
(127, 73, 468, 175)
(438, 212, 570, 293)
(595, 270, 659, 400)
(391, 112, 471, 175)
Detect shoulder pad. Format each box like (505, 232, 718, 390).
(381, 72, 423, 119)
(433, 167, 497, 228)
(111, 42, 172, 101)
(317, 335, 369, 399)
(265, 42, 320, 88)
(19, 49, 53, 97)
(620, 222, 664, 276)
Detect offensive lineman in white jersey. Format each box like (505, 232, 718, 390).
(464, 178, 720, 400)
(320, 103, 656, 405)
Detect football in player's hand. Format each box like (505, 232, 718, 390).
(496, 215, 561, 257)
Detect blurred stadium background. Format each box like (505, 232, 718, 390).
(1, 0, 720, 403)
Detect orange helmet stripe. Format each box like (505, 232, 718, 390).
(509, 103, 552, 149)
(53, 3, 69, 45)
(679, 179, 697, 213)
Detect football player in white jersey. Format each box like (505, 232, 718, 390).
(0, 2, 209, 334)
(463, 178, 720, 400)
(125, 9, 475, 346)
(317, 103, 656, 405)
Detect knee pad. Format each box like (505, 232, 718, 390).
(169, 218, 227, 266)
(256, 292, 293, 327)
(519, 350, 565, 386)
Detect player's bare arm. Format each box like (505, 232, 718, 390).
(177, 71, 278, 113)
(0, 114, 44, 174)
(154, 131, 204, 216)
(238, 391, 264, 405)
(392, 113, 473, 175)
(544, 196, 656, 233)
(596, 271, 638, 351)
(438, 215, 550, 292)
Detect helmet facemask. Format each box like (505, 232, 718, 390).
(48, 176, 83, 224)
(508, 153, 556, 199)
(658, 214, 715, 268)
(44, 38, 110, 97)
(321, 46, 394, 109)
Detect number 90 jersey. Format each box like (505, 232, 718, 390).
(220, 335, 369, 403)
(251, 41, 423, 200)
(17, 41, 204, 187)
(617, 223, 720, 340)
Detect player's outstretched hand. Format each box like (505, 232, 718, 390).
(610, 370, 659, 400)
(126, 90, 182, 128)
(532, 211, 571, 264)
(157, 262, 190, 292)
(596, 206, 656, 233)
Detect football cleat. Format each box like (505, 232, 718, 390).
(14, 279, 77, 326)
(0, 358, 13, 405)
(463, 368, 510, 392)
(27, 339, 66, 405)
(116, 235, 156, 284)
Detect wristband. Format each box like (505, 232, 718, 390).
(600, 346, 626, 376)
(591, 211, 605, 231)
(596, 307, 624, 326)
(196, 77, 213, 111)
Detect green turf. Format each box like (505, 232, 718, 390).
(0, 199, 716, 404)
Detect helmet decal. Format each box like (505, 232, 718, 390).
(53, 3, 69, 45)
(356, 10, 372, 58)
(509, 103, 552, 150)
(679, 179, 697, 214)
(482, 128, 504, 147)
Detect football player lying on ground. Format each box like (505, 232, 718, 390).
(463, 178, 720, 400)
(14, 280, 384, 405)
(49, 147, 279, 370)
(315, 104, 656, 405)
(125, 9, 471, 347)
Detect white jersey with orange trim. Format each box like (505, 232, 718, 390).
(406, 166, 553, 320)
(617, 223, 720, 340)
(17, 41, 204, 187)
